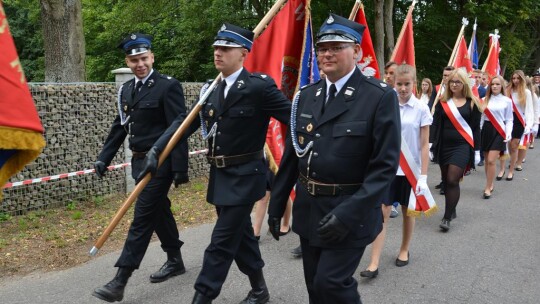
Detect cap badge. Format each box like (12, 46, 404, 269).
(327, 16, 334, 24)
(306, 123, 313, 132)
(220, 24, 226, 32)
(130, 34, 137, 40)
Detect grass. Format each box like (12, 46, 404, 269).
(0, 176, 214, 279)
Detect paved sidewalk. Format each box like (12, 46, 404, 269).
(1, 151, 540, 303)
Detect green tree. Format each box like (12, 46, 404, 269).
(3, 0, 44, 82)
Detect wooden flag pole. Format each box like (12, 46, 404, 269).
(430, 17, 469, 114)
(89, 0, 290, 256)
(348, 0, 361, 20)
(390, 0, 417, 61)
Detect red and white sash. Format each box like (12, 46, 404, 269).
(510, 95, 531, 149)
(399, 136, 438, 217)
(483, 107, 506, 139)
(440, 99, 474, 147)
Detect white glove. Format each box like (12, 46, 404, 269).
(504, 134, 512, 142)
(524, 126, 531, 135)
(474, 151, 481, 166)
(415, 175, 428, 196)
(428, 143, 434, 161)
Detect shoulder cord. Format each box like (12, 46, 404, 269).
(198, 83, 218, 156)
(290, 90, 313, 158)
(117, 84, 130, 126)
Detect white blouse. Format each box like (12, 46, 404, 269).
(482, 93, 513, 136)
(397, 95, 433, 176)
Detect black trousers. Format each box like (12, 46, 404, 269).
(300, 237, 365, 304)
(115, 157, 183, 268)
(194, 203, 264, 299)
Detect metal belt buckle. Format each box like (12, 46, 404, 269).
(214, 155, 226, 168)
(307, 180, 317, 196)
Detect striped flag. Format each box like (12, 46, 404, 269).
(468, 19, 479, 69)
(0, 3, 45, 197)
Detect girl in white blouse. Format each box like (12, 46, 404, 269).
(480, 76, 513, 198)
(361, 64, 432, 278)
(506, 70, 534, 180)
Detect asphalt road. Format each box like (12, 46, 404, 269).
(1, 150, 539, 304)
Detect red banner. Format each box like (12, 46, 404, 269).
(391, 4, 415, 67)
(0, 3, 45, 194)
(244, 0, 307, 167)
(453, 36, 472, 73)
(482, 32, 501, 80)
(353, 3, 380, 79)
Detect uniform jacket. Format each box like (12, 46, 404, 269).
(156, 68, 291, 206)
(269, 68, 401, 248)
(97, 70, 188, 175)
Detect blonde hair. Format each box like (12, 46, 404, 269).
(485, 75, 507, 107)
(442, 68, 482, 110)
(506, 70, 527, 107)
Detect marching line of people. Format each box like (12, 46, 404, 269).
(91, 12, 540, 304)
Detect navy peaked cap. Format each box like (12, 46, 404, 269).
(317, 13, 365, 45)
(118, 33, 152, 56)
(213, 23, 254, 51)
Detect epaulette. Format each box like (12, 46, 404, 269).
(299, 79, 322, 91)
(250, 73, 270, 80)
(159, 74, 174, 81)
(365, 77, 391, 92)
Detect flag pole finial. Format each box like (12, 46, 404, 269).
(462, 17, 469, 26)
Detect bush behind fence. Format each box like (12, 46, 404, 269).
(1, 82, 208, 215)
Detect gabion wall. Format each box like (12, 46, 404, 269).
(1, 82, 208, 215)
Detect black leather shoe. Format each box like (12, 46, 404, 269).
(435, 182, 443, 189)
(483, 192, 491, 199)
(439, 219, 450, 232)
(291, 245, 302, 258)
(395, 252, 409, 267)
(360, 268, 379, 278)
(92, 267, 133, 302)
(192, 291, 213, 304)
(278, 226, 291, 236)
(439, 188, 445, 195)
(506, 175, 513, 181)
(496, 171, 505, 181)
(150, 251, 186, 283)
(240, 289, 269, 304)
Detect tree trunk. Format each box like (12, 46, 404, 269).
(40, 0, 85, 82)
(383, 0, 394, 62)
(373, 0, 385, 73)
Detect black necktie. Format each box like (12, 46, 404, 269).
(323, 84, 336, 114)
(218, 80, 227, 103)
(132, 81, 143, 99)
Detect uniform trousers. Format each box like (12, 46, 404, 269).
(115, 157, 183, 268)
(194, 203, 264, 299)
(300, 237, 365, 304)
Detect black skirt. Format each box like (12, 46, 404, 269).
(511, 112, 525, 139)
(382, 176, 412, 206)
(481, 121, 506, 152)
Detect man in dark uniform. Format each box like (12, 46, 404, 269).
(92, 33, 189, 302)
(137, 24, 291, 304)
(267, 14, 400, 304)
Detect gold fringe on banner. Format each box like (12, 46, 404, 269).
(0, 126, 45, 199)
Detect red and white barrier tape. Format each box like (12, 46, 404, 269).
(2, 149, 208, 189)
